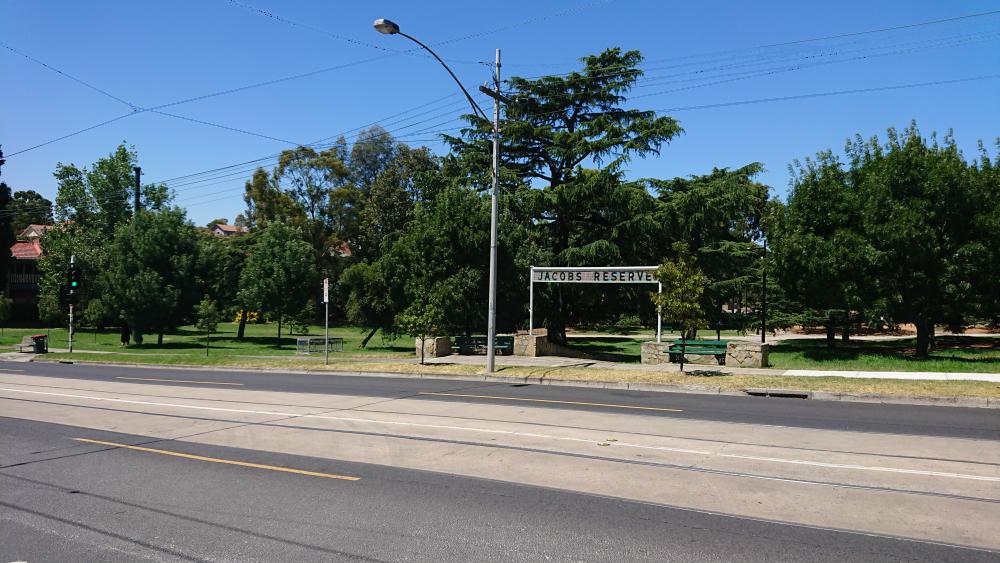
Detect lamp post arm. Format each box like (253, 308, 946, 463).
(398, 32, 488, 120)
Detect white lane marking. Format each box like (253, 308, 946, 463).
(115, 376, 243, 386)
(1, 386, 998, 483)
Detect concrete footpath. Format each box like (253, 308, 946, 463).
(424, 353, 1000, 383)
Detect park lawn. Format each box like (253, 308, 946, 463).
(564, 334, 1000, 373)
(0, 323, 412, 360)
(769, 336, 1000, 373)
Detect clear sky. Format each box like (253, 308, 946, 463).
(2, 0, 998, 226)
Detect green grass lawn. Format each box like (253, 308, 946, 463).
(5, 323, 999, 374)
(0, 323, 412, 361)
(770, 336, 1000, 373)
(565, 334, 1000, 373)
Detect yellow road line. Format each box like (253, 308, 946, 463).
(73, 438, 359, 481)
(115, 376, 243, 386)
(418, 392, 683, 413)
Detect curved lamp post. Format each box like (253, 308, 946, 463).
(375, 18, 503, 374)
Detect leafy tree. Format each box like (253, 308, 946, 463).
(196, 297, 222, 356)
(54, 144, 137, 236)
(969, 141, 1000, 326)
(238, 220, 315, 339)
(649, 163, 771, 333)
(102, 208, 200, 344)
(447, 48, 682, 344)
(340, 261, 396, 347)
(849, 125, 984, 356)
(274, 145, 350, 262)
(652, 242, 709, 341)
(196, 231, 254, 337)
(396, 299, 444, 365)
(241, 167, 303, 230)
(9, 190, 54, 233)
(770, 151, 873, 347)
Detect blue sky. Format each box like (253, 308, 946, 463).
(2, 0, 998, 226)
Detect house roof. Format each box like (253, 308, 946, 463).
(19, 224, 53, 239)
(10, 239, 43, 260)
(212, 224, 246, 234)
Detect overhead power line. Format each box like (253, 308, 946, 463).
(2, 43, 308, 155)
(654, 74, 1000, 113)
(511, 8, 1000, 82)
(5, 0, 616, 158)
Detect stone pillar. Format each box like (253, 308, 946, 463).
(514, 334, 555, 357)
(640, 341, 672, 365)
(416, 336, 452, 359)
(725, 341, 770, 368)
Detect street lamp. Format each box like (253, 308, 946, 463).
(374, 18, 503, 374)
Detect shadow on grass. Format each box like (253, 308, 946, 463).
(777, 336, 1000, 366)
(565, 337, 641, 363)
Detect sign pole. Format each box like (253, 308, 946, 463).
(323, 278, 329, 365)
(68, 254, 75, 353)
(528, 267, 534, 335)
(656, 281, 662, 343)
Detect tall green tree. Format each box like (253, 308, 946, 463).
(849, 125, 984, 356)
(54, 144, 137, 236)
(770, 151, 873, 347)
(242, 167, 303, 230)
(238, 220, 315, 339)
(102, 208, 201, 344)
(649, 163, 771, 333)
(9, 190, 54, 233)
(448, 48, 683, 344)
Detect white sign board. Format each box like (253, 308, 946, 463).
(531, 268, 657, 284)
(323, 278, 329, 303)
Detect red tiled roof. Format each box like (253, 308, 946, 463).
(10, 239, 43, 260)
(213, 224, 245, 233)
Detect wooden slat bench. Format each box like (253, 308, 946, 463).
(451, 335, 514, 355)
(668, 339, 729, 365)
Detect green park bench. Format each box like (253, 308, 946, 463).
(668, 339, 729, 365)
(451, 335, 514, 355)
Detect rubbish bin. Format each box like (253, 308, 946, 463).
(31, 334, 48, 354)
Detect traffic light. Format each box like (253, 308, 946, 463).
(66, 262, 80, 305)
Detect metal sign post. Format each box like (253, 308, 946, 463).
(323, 278, 330, 365)
(68, 255, 75, 353)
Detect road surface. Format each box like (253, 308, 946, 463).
(1, 360, 998, 561)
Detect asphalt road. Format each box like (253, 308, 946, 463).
(6, 359, 999, 439)
(2, 417, 994, 563)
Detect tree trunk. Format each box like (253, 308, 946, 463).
(157, 331, 163, 346)
(277, 316, 282, 340)
(841, 325, 850, 342)
(685, 326, 698, 340)
(237, 311, 247, 340)
(825, 322, 836, 349)
(205, 332, 210, 356)
(360, 327, 378, 349)
(419, 336, 425, 365)
(915, 319, 934, 357)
